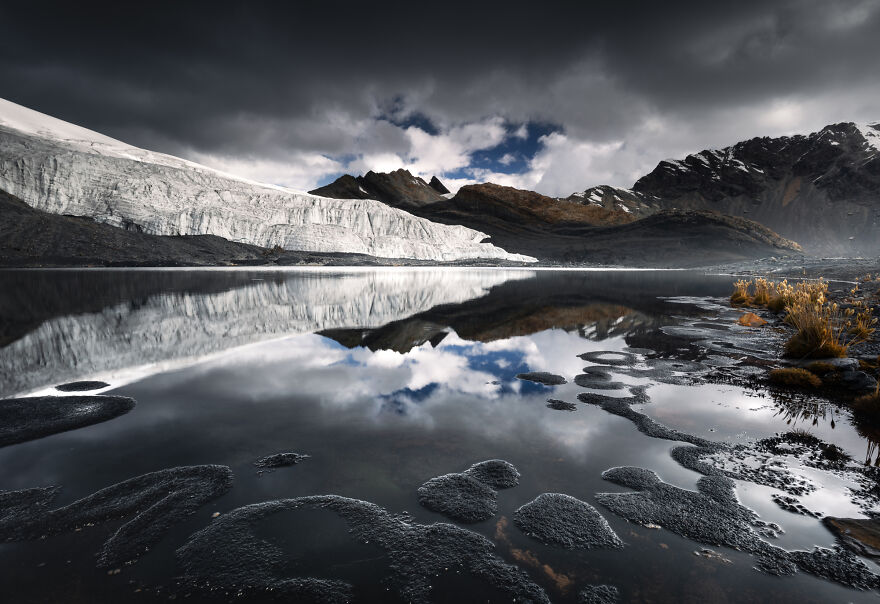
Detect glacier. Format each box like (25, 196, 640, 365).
(0, 98, 535, 262)
(0, 267, 534, 397)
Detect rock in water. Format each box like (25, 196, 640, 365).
(513, 493, 623, 549)
(417, 473, 498, 523)
(579, 584, 620, 604)
(516, 371, 567, 386)
(417, 459, 521, 522)
(55, 380, 111, 392)
(254, 452, 309, 470)
(0, 395, 135, 447)
(463, 459, 521, 489)
(177, 495, 549, 603)
(0, 465, 233, 568)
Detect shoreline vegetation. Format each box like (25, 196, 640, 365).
(729, 276, 880, 418)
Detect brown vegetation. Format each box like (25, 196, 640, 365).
(730, 277, 876, 359)
(769, 368, 823, 389)
(454, 183, 636, 226)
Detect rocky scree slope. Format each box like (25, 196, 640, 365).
(0, 98, 533, 263)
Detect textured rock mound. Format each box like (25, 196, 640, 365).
(0, 98, 534, 263)
(513, 493, 623, 549)
(516, 371, 567, 386)
(0, 395, 135, 447)
(417, 459, 521, 522)
(178, 495, 549, 603)
(0, 465, 233, 568)
(417, 473, 498, 523)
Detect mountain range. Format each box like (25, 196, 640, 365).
(564, 122, 880, 255)
(5, 96, 875, 266)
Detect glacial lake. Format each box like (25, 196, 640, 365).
(0, 267, 878, 603)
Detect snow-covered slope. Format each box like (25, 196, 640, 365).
(0, 98, 535, 262)
(0, 268, 534, 397)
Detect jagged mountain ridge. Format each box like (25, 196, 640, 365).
(314, 177, 801, 264)
(565, 122, 880, 254)
(309, 168, 449, 208)
(0, 98, 534, 263)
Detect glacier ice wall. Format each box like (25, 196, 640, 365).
(0, 98, 535, 262)
(0, 268, 534, 397)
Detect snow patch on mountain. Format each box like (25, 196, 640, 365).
(0, 98, 535, 262)
(858, 122, 880, 152)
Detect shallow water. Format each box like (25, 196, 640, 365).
(0, 268, 877, 603)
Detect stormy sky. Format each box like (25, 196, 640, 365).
(2, 0, 879, 196)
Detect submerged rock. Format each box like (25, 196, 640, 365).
(574, 374, 627, 390)
(254, 452, 310, 470)
(597, 467, 768, 552)
(177, 495, 549, 603)
(578, 390, 711, 447)
(55, 380, 111, 392)
(772, 494, 822, 518)
(513, 493, 622, 550)
(546, 399, 578, 412)
(516, 372, 566, 386)
(463, 459, 521, 489)
(597, 466, 879, 589)
(0, 465, 232, 568)
(579, 584, 620, 604)
(0, 395, 135, 447)
(578, 351, 638, 366)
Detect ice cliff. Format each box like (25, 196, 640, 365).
(0, 98, 535, 262)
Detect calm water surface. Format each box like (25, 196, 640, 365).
(0, 268, 876, 603)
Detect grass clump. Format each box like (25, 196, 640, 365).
(806, 361, 837, 375)
(752, 278, 772, 306)
(785, 428, 821, 446)
(769, 367, 822, 389)
(731, 279, 752, 306)
(730, 277, 877, 359)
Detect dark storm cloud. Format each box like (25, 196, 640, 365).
(1, 0, 879, 192)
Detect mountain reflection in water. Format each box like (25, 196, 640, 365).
(2, 268, 878, 604)
(0, 268, 723, 398)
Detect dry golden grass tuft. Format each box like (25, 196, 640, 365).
(731, 279, 752, 306)
(731, 277, 876, 359)
(769, 367, 823, 388)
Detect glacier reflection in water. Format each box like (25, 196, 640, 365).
(0, 268, 533, 397)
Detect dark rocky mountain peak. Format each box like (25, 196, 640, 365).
(310, 168, 445, 208)
(625, 121, 880, 254)
(428, 176, 450, 195)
